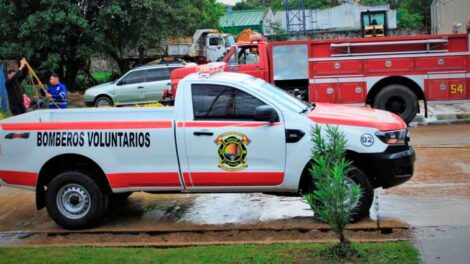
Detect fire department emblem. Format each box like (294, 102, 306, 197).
(215, 132, 250, 171)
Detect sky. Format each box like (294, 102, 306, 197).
(217, 0, 242, 6)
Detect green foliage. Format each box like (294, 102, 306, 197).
(95, 0, 225, 74)
(304, 125, 361, 256)
(398, 7, 425, 29)
(0, 1, 224, 91)
(0, 1, 96, 91)
(0, 242, 419, 264)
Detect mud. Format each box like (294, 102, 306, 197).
(2, 228, 410, 247)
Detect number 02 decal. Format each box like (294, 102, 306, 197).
(360, 133, 374, 147)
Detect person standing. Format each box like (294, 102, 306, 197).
(5, 58, 28, 115)
(45, 73, 67, 109)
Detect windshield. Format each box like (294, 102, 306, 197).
(224, 36, 235, 47)
(243, 77, 308, 113)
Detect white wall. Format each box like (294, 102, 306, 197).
(273, 3, 397, 32)
(432, 0, 470, 34)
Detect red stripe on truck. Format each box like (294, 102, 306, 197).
(177, 121, 280, 128)
(1, 121, 173, 131)
(107, 172, 181, 188)
(0, 170, 37, 186)
(189, 172, 284, 186)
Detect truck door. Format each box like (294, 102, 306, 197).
(180, 83, 286, 189)
(224, 45, 267, 80)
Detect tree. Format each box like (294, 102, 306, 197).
(0, 0, 99, 91)
(95, 0, 225, 74)
(0, 0, 224, 90)
(304, 125, 361, 257)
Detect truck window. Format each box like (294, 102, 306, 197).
(146, 68, 169, 82)
(192, 84, 267, 120)
(209, 37, 223, 46)
(226, 48, 239, 65)
(118, 70, 146, 85)
(239, 46, 259, 65)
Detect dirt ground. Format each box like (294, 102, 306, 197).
(0, 123, 469, 246)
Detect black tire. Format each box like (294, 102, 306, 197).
(300, 165, 373, 223)
(94, 96, 113, 107)
(347, 166, 374, 223)
(373, 84, 418, 124)
(45, 171, 108, 229)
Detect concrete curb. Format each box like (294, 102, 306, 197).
(411, 113, 470, 127)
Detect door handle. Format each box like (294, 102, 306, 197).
(137, 86, 144, 89)
(193, 131, 214, 136)
(166, 82, 171, 86)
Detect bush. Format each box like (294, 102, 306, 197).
(304, 125, 361, 257)
(75, 71, 119, 91)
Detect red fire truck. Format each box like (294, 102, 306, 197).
(171, 22, 470, 124)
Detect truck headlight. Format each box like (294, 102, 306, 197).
(375, 129, 408, 145)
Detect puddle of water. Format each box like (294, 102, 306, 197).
(180, 193, 312, 225)
(375, 195, 470, 227)
(455, 162, 470, 174)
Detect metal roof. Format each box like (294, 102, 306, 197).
(219, 9, 266, 27)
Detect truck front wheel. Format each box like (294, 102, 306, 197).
(301, 165, 374, 222)
(347, 166, 374, 222)
(45, 171, 108, 229)
(373, 84, 418, 124)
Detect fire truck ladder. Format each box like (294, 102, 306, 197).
(330, 38, 449, 57)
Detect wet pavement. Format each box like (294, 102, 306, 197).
(0, 124, 469, 257)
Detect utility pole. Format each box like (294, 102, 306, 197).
(284, 0, 306, 34)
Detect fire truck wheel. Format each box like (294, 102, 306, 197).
(95, 96, 113, 108)
(45, 171, 108, 229)
(373, 84, 418, 124)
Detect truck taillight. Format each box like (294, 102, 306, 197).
(162, 89, 170, 98)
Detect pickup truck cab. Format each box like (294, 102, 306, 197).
(0, 64, 415, 229)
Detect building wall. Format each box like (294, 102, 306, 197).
(273, 3, 397, 33)
(431, 0, 470, 34)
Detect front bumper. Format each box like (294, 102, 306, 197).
(364, 145, 416, 189)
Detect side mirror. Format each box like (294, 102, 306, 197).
(254, 105, 277, 123)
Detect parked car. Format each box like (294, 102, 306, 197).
(85, 63, 185, 107)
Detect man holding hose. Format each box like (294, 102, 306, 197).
(5, 58, 28, 115)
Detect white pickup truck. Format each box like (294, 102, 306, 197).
(0, 64, 415, 229)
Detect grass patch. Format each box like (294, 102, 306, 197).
(0, 242, 418, 264)
(91, 71, 115, 83)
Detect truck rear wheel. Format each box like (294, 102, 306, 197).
(373, 84, 418, 124)
(45, 171, 108, 229)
